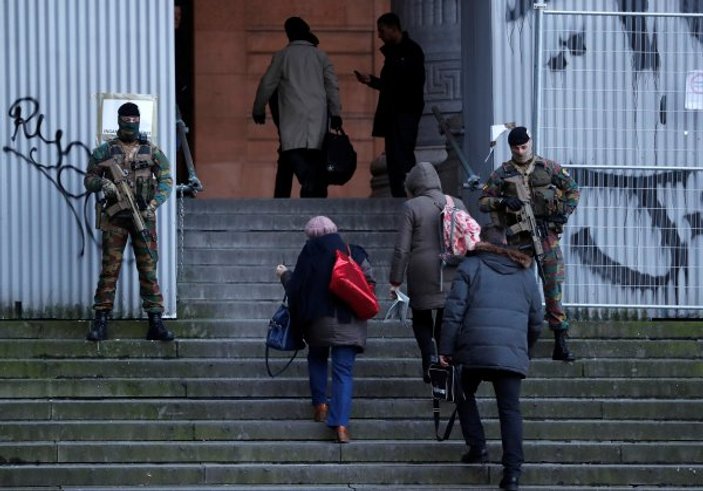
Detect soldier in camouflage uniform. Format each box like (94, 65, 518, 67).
(84, 102, 174, 342)
(479, 127, 580, 361)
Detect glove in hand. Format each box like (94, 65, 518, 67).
(330, 115, 343, 131)
(252, 112, 265, 125)
(502, 196, 523, 211)
(101, 179, 118, 200)
(549, 214, 568, 224)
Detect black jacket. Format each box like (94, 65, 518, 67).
(439, 243, 543, 377)
(369, 32, 425, 137)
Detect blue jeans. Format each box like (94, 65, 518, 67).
(307, 345, 357, 427)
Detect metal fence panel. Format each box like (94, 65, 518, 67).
(0, 0, 176, 319)
(534, 5, 703, 314)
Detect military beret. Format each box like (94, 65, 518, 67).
(508, 126, 530, 146)
(118, 102, 140, 117)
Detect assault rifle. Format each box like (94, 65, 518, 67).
(102, 158, 155, 261)
(503, 175, 545, 280)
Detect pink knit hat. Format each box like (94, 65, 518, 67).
(304, 216, 338, 238)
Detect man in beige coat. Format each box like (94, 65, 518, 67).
(252, 17, 342, 198)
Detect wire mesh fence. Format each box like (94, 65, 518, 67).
(534, 6, 703, 316)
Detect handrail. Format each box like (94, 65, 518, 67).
(431, 106, 481, 190)
(175, 107, 203, 196)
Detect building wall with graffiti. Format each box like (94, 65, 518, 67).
(0, 0, 177, 319)
(489, 0, 703, 315)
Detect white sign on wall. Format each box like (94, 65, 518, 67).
(685, 70, 703, 110)
(96, 92, 157, 144)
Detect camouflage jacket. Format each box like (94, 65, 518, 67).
(479, 157, 579, 246)
(84, 138, 173, 209)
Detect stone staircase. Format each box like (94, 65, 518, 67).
(0, 198, 701, 490)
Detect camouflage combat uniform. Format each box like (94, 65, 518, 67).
(84, 138, 173, 314)
(478, 156, 580, 331)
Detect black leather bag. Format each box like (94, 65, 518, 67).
(322, 129, 357, 185)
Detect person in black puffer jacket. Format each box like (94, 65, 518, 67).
(439, 224, 543, 491)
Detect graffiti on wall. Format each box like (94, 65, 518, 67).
(507, 0, 703, 72)
(2, 97, 96, 256)
(567, 167, 701, 303)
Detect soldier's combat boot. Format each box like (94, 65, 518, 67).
(146, 312, 175, 341)
(552, 330, 575, 362)
(87, 311, 109, 341)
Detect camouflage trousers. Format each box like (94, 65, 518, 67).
(540, 231, 568, 331)
(93, 215, 163, 313)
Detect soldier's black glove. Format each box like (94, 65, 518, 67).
(330, 115, 343, 131)
(549, 213, 568, 224)
(501, 196, 523, 211)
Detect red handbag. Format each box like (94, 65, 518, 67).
(329, 246, 379, 320)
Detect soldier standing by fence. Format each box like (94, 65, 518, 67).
(84, 102, 174, 342)
(479, 127, 580, 361)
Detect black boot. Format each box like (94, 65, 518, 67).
(552, 330, 575, 362)
(146, 312, 175, 341)
(499, 474, 519, 491)
(460, 445, 488, 464)
(86, 311, 109, 341)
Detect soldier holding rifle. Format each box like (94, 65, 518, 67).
(479, 127, 579, 361)
(84, 102, 174, 342)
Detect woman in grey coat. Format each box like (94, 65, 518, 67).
(276, 216, 375, 444)
(388, 162, 469, 382)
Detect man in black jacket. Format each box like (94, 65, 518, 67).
(354, 12, 425, 197)
(439, 225, 543, 491)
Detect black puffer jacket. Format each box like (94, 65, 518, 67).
(439, 243, 543, 377)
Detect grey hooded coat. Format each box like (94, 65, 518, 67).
(389, 162, 469, 310)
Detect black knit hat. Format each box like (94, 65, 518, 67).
(508, 126, 530, 146)
(118, 102, 140, 118)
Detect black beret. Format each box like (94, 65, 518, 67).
(508, 126, 530, 146)
(118, 102, 140, 117)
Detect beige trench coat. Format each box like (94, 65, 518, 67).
(252, 40, 341, 151)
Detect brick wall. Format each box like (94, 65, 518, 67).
(193, 0, 390, 198)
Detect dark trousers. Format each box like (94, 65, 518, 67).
(384, 114, 420, 198)
(411, 308, 443, 380)
(457, 369, 524, 477)
(275, 148, 327, 198)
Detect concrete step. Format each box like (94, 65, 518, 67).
(20, 487, 698, 491)
(0, 338, 700, 361)
(0, 377, 700, 399)
(0, 462, 699, 487)
(184, 231, 397, 249)
(184, 198, 405, 215)
(183, 213, 401, 232)
(1, 357, 699, 380)
(2, 419, 700, 443)
(178, 265, 390, 286)
(0, 320, 700, 340)
(1, 440, 700, 464)
(2, 398, 700, 422)
(182, 247, 394, 266)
